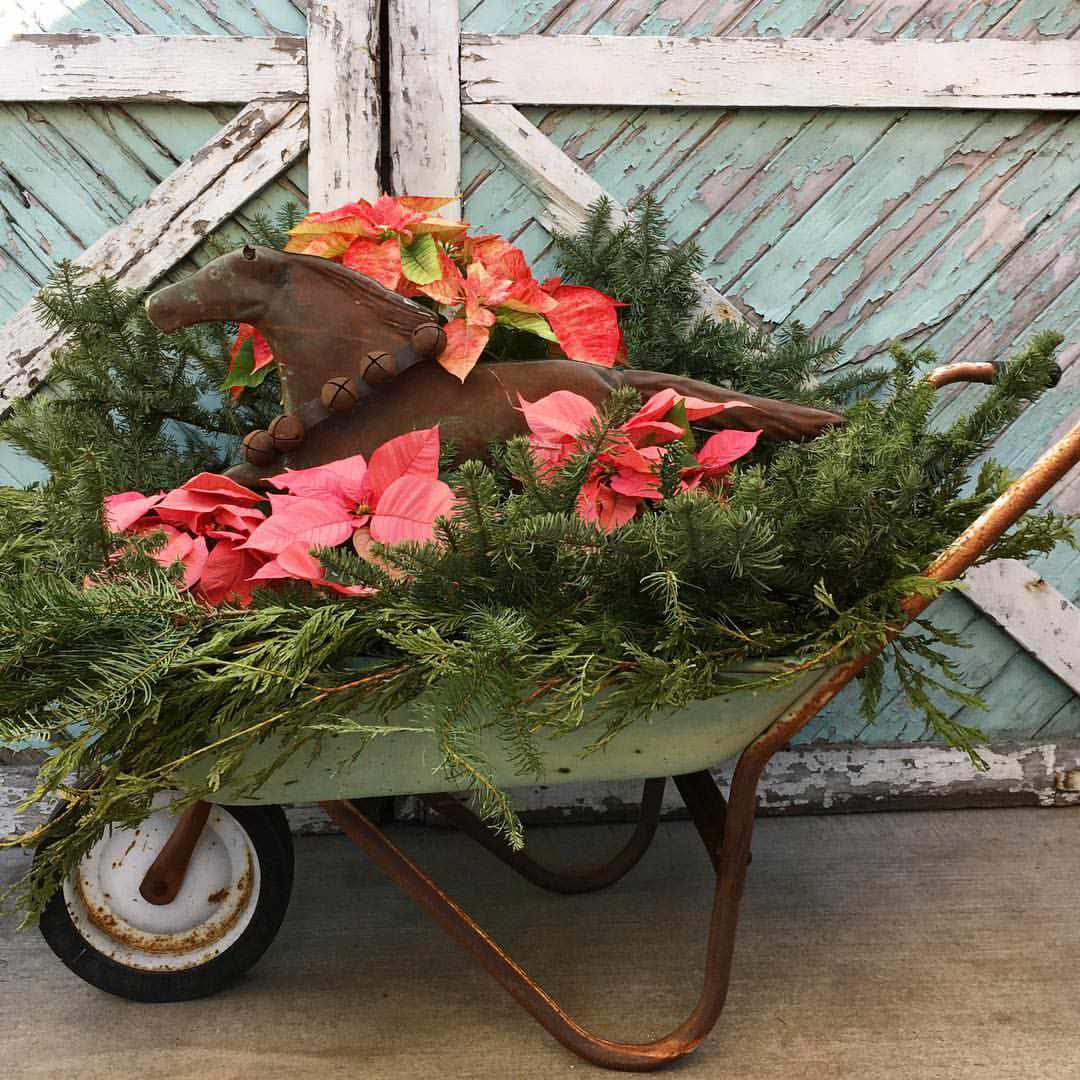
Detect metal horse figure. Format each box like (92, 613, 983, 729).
(146, 245, 847, 484)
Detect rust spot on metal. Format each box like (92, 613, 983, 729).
(75, 850, 254, 962)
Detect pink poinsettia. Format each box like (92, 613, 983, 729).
(244, 426, 455, 591)
(101, 473, 270, 604)
(518, 389, 759, 531)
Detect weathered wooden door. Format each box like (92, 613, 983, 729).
(1, 0, 1078, 813)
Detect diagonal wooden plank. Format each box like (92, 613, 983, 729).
(461, 35, 1080, 110)
(462, 102, 745, 324)
(0, 98, 309, 406)
(306, 1, 380, 207)
(0, 34, 307, 103)
(962, 560, 1080, 695)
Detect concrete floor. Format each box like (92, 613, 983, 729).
(2, 806, 1078, 1080)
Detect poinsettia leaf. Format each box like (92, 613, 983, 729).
(342, 236, 402, 290)
(288, 203, 376, 237)
(174, 473, 265, 505)
(545, 285, 624, 367)
(269, 454, 368, 505)
(242, 498, 356, 556)
(196, 539, 265, 607)
(284, 232, 355, 258)
(223, 337, 270, 392)
(365, 427, 441, 503)
(438, 320, 490, 382)
(517, 391, 597, 442)
(665, 400, 696, 451)
(399, 233, 442, 285)
(696, 429, 761, 468)
(412, 217, 469, 242)
(496, 309, 558, 342)
(104, 491, 166, 533)
(369, 477, 455, 545)
(397, 195, 456, 213)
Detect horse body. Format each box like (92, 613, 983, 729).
(145, 247, 844, 480)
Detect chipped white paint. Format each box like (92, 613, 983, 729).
(400, 739, 1080, 823)
(463, 103, 744, 324)
(962, 560, 1080, 695)
(306, 1, 380, 208)
(6, 739, 1079, 839)
(0, 100, 308, 404)
(388, 0, 461, 218)
(461, 36, 1080, 111)
(0, 33, 306, 103)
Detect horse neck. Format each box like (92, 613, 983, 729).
(256, 262, 429, 410)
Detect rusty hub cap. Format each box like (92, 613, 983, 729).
(63, 794, 259, 972)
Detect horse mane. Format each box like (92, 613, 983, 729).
(289, 252, 432, 332)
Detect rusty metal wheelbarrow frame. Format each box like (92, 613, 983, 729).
(147, 362, 1080, 1072)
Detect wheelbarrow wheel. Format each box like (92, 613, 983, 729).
(37, 800, 293, 1003)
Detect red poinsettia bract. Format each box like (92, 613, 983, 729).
(103, 473, 270, 605)
(518, 389, 760, 532)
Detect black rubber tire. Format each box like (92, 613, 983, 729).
(37, 803, 294, 1003)
(260, 803, 295, 894)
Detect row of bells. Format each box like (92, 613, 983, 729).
(241, 322, 447, 467)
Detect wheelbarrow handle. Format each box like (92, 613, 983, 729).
(925, 359, 1064, 389)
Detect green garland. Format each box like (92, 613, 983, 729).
(0, 201, 1073, 923)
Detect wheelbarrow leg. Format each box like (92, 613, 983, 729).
(420, 778, 666, 895)
(320, 743, 770, 1072)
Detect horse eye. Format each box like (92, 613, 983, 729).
(242, 245, 257, 261)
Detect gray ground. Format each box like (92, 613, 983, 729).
(2, 807, 1078, 1080)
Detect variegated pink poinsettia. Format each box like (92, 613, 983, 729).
(227, 196, 626, 392)
(417, 236, 625, 381)
(243, 425, 455, 592)
(518, 389, 761, 532)
(100, 428, 455, 605)
(284, 195, 468, 294)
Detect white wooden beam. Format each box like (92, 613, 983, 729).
(387, 0, 461, 218)
(962, 560, 1080, 695)
(306, 1, 381, 208)
(0, 100, 309, 406)
(461, 35, 1080, 111)
(0, 34, 306, 103)
(462, 103, 745, 324)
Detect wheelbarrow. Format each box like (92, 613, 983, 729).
(36, 361, 1080, 1072)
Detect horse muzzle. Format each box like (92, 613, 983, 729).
(145, 281, 199, 333)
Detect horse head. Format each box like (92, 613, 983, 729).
(146, 246, 432, 410)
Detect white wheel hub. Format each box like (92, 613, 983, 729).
(63, 793, 261, 972)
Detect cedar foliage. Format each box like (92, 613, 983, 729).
(0, 200, 1074, 922)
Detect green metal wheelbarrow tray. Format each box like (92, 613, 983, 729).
(41, 364, 1080, 1073)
